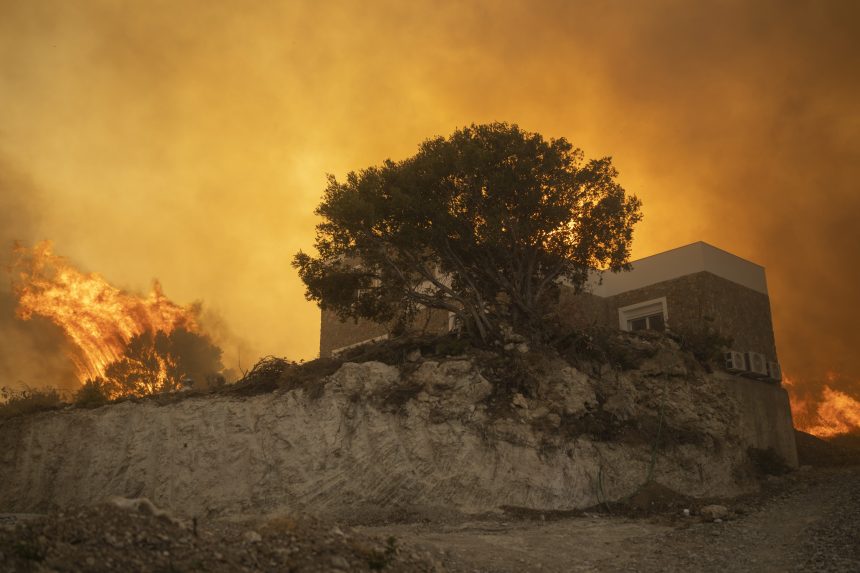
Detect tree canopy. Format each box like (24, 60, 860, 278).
(293, 122, 642, 343)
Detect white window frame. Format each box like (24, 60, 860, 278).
(618, 297, 668, 332)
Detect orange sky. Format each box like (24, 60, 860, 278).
(1, 1, 859, 403)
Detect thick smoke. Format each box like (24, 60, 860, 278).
(0, 157, 78, 390)
(0, 1, 857, 409)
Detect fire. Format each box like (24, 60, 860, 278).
(11, 241, 200, 385)
(785, 375, 860, 438)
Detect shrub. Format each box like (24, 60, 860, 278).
(74, 378, 112, 409)
(672, 316, 732, 369)
(0, 386, 65, 419)
(552, 325, 655, 372)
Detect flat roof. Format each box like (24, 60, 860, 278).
(589, 241, 769, 296)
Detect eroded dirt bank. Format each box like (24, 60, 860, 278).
(0, 338, 795, 521)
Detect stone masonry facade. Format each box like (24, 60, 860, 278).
(320, 270, 778, 363)
(557, 271, 778, 362)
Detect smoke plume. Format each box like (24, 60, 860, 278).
(0, 1, 857, 414)
(0, 157, 78, 390)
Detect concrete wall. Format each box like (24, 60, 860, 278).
(590, 241, 768, 296)
(721, 374, 798, 467)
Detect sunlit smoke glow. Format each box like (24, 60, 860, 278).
(785, 375, 860, 438)
(12, 241, 200, 383)
(0, 2, 857, 424)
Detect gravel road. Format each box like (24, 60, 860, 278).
(360, 466, 860, 572)
(1, 467, 856, 572)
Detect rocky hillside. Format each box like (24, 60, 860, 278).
(0, 335, 796, 521)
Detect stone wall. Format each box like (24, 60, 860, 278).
(555, 288, 610, 329)
(602, 271, 778, 361)
(320, 310, 389, 358)
(321, 271, 778, 364)
(320, 307, 450, 358)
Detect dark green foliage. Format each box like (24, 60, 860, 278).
(672, 317, 733, 370)
(74, 378, 111, 408)
(552, 325, 656, 372)
(0, 386, 65, 419)
(294, 122, 642, 344)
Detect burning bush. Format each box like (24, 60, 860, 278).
(9, 242, 230, 400)
(89, 328, 225, 399)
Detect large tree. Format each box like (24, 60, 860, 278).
(294, 122, 642, 343)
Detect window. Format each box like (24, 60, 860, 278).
(355, 277, 381, 300)
(618, 297, 668, 332)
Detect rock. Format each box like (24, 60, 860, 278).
(504, 331, 527, 343)
(666, 364, 689, 377)
(406, 349, 422, 362)
(243, 530, 262, 543)
(700, 504, 729, 521)
(551, 367, 598, 416)
(108, 496, 183, 528)
(504, 342, 516, 351)
(639, 348, 688, 377)
(530, 406, 549, 419)
(512, 393, 529, 409)
(411, 359, 492, 406)
(515, 343, 530, 354)
(545, 413, 561, 428)
(682, 508, 690, 517)
(439, 359, 472, 375)
(330, 556, 350, 570)
(331, 361, 400, 396)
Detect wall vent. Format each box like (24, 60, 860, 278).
(745, 352, 768, 378)
(724, 350, 746, 372)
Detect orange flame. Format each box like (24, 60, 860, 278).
(785, 375, 860, 438)
(11, 241, 199, 383)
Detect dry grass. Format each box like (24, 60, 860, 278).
(0, 386, 66, 419)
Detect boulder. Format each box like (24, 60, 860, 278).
(700, 504, 728, 521)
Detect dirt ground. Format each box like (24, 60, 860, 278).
(2, 466, 857, 572)
(357, 466, 860, 573)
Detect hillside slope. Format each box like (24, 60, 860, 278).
(0, 338, 796, 521)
